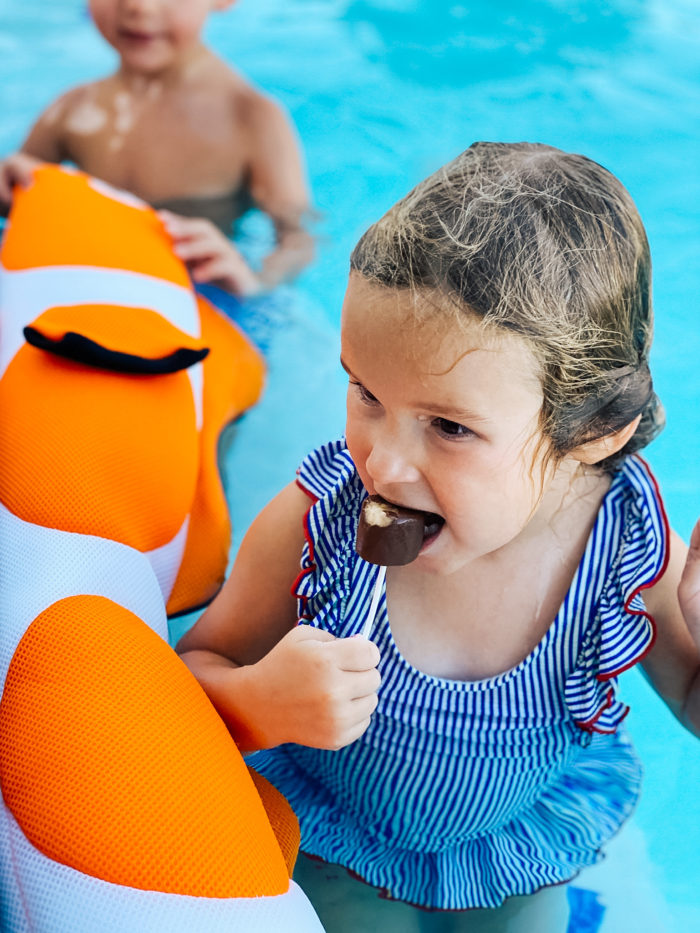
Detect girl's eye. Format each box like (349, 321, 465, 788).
(352, 381, 379, 405)
(432, 417, 475, 439)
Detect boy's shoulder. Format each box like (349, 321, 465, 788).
(205, 55, 288, 126)
(224, 73, 290, 131)
(23, 77, 119, 160)
(35, 75, 118, 125)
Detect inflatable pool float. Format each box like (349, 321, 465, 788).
(0, 165, 266, 617)
(0, 166, 323, 931)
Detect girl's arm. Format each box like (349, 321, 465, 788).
(640, 522, 700, 736)
(177, 481, 381, 752)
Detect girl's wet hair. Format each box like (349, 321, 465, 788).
(350, 141, 663, 471)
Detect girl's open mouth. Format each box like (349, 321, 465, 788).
(421, 511, 445, 547)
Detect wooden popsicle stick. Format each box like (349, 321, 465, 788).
(360, 564, 386, 639)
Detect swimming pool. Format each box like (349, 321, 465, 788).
(2, 1, 699, 930)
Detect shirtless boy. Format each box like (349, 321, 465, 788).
(0, 0, 313, 296)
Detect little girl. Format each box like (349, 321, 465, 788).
(178, 142, 700, 931)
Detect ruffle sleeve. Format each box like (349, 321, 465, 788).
(565, 456, 669, 734)
(291, 439, 365, 632)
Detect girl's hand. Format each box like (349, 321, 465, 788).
(0, 152, 43, 204)
(678, 519, 700, 646)
(158, 210, 262, 297)
(241, 624, 381, 751)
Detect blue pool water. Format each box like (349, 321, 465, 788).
(2, 1, 699, 930)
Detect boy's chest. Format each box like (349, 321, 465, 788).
(64, 92, 247, 199)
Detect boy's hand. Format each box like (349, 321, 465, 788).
(242, 624, 381, 751)
(158, 210, 262, 297)
(0, 152, 43, 204)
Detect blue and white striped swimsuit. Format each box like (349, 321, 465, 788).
(250, 439, 668, 910)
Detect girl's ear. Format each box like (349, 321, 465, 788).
(570, 414, 642, 465)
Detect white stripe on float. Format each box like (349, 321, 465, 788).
(0, 265, 199, 377)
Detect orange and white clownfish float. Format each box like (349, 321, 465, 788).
(0, 166, 324, 932)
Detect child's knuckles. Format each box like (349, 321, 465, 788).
(317, 717, 353, 751)
(351, 638, 381, 667)
(359, 641, 382, 670)
(313, 648, 344, 682)
(327, 736, 347, 752)
(335, 638, 376, 668)
(353, 693, 378, 720)
(346, 718, 372, 746)
(313, 726, 341, 751)
(329, 721, 362, 751)
(303, 665, 343, 706)
(294, 624, 334, 643)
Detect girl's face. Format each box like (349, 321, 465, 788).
(89, 0, 225, 75)
(342, 275, 571, 577)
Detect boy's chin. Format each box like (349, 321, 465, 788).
(117, 42, 175, 75)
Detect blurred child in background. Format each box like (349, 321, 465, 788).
(0, 0, 313, 297)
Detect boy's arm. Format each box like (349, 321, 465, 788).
(177, 482, 381, 752)
(640, 524, 700, 736)
(159, 95, 312, 296)
(244, 95, 315, 290)
(0, 90, 75, 205)
(20, 92, 73, 163)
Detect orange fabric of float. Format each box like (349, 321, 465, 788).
(166, 295, 265, 615)
(1, 168, 189, 285)
(0, 340, 198, 551)
(246, 766, 301, 878)
(0, 594, 293, 895)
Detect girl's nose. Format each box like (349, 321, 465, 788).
(364, 433, 421, 487)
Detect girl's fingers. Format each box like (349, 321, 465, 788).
(335, 635, 381, 673)
(349, 692, 380, 720)
(326, 698, 377, 750)
(341, 715, 373, 747)
(292, 624, 336, 643)
(347, 667, 382, 701)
